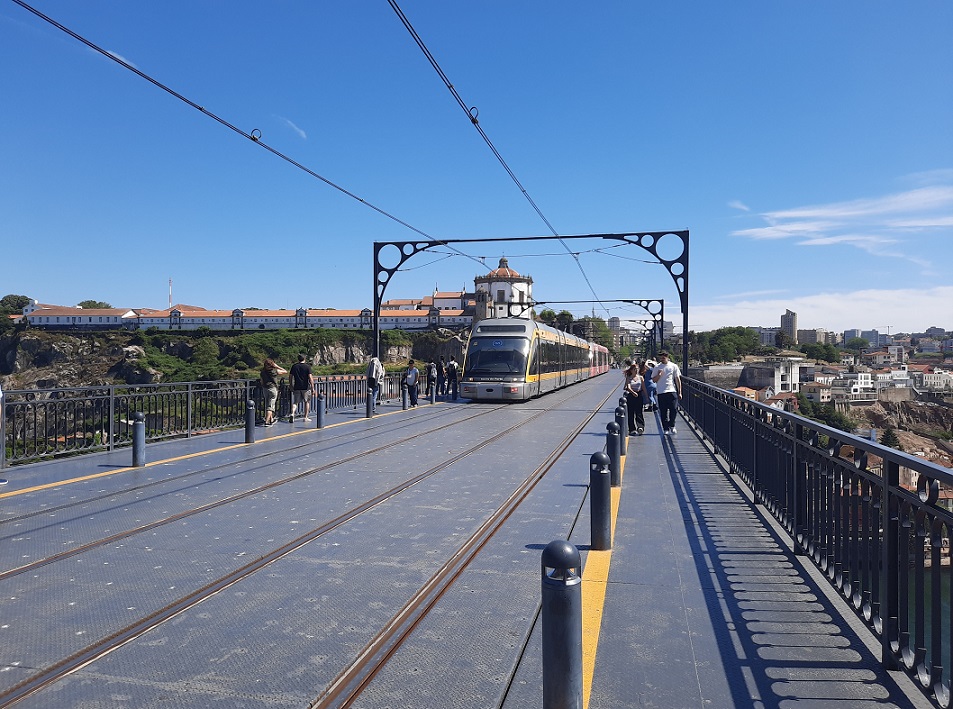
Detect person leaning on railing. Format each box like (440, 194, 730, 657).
(260, 358, 287, 426)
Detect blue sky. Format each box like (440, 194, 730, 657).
(2, 1, 951, 335)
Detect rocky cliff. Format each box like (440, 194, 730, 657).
(0, 330, 458, 391)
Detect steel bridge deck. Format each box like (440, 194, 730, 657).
(0, 378, 930, 708)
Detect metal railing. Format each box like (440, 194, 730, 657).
(1, 372, 407, 468)
(680, 377, 953, 708)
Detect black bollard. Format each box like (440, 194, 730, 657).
(132, 411, 146, 467)
(365, 388, 373, 419)
(402, 382, 408, 411)
(606, 421, 621, 487)
(429, 384, 436, 406)
(590, 451, 612, 551)
(315, 393, 325, 429)
(541, 540, 583, 709)
(245, 400, 256, 444)
(614, 406, 627, 456)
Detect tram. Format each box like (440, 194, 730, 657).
(460, 318, 610, 402)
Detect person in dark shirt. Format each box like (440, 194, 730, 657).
(289, 354, 314, 422)
(445, 355, 459, 400)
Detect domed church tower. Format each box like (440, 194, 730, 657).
(473, 257, 533, 322)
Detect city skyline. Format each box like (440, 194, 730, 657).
(2, 3, 951, 333)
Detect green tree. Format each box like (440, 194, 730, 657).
(537, 309, 557, 326)
(796, 392, 815, 419)
(846, 337, 869, 351)
(775, 331, 795, 349)
(689, 327, 761, 363)
(0, 294, 31, 311)
(880, 426, 902, 451)
(814, 404, 855, 433)
(78, 300, 113, 309)
(555, 310, 574, 332)
(0, 294, 31, 335)
(578, 316, 615, 351)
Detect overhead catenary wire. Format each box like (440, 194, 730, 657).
(387, 0, 610, 316)
(9, 0, 495, 272)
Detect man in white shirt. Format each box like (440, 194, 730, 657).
(651, 351, 682, 435)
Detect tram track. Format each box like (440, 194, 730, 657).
(0, 404, 493, 529)
(0, 404, 513, 581)
(0, 386, 606, 707)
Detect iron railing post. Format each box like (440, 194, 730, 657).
(882, 458, 900, 670)
(187, 382, 193, 438)
(108, 385, 115, 452)
(0, 383, 6, 471)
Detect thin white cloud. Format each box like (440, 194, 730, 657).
(734, 220, 838, 240)
(731, 181, 953, 271)
(105, 50, 137, 69)
(713, 289, 787, 300)
(902, 168, 953, 187)
(766, 186, 953, 221)
(728, 200, 750, 212)
(797, 234, 896, 247)
(277, 116, 307, 140)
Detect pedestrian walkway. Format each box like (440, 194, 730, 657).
(583, 409, 931, 709)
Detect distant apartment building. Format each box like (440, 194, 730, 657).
(741, 356, 805, 394)
(861, 329, 881, 347)
(797, 328, 828, 345)
(921, 369, 953, 391)
(801, 381, 832, 404)
(843, 328, 862, 342)
(756, 326, 780, 347)
(781, 310, 798, 344)
(830, 371, 877, 404)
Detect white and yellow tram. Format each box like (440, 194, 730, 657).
(460, 318, 610, 402)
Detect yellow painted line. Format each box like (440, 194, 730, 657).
(581, 453, 624, 708)
(0, 405, 412, 500)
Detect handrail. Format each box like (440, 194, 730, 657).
(680, 376, 953, 708)
(0, 372, 407, 468)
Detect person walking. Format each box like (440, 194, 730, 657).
(624, 361, 647, 435)
(437, 356, 447, 397)
(651, 351, 682, 435)
(366, 355, 385, 410)
(290, 354, 314, 422)
(445, 355, 459, 400)
(426, 359, 438, 398)
(642, 360, 658, 411)
(405, 359, 420, 407)
(260, 358, 287, 426)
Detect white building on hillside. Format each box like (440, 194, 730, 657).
(473, 257, 534, 321)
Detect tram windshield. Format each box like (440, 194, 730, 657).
(464, 336, 529, 376)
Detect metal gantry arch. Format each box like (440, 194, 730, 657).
(373, 232, 689, 367)
(625, 319, 664, 359)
